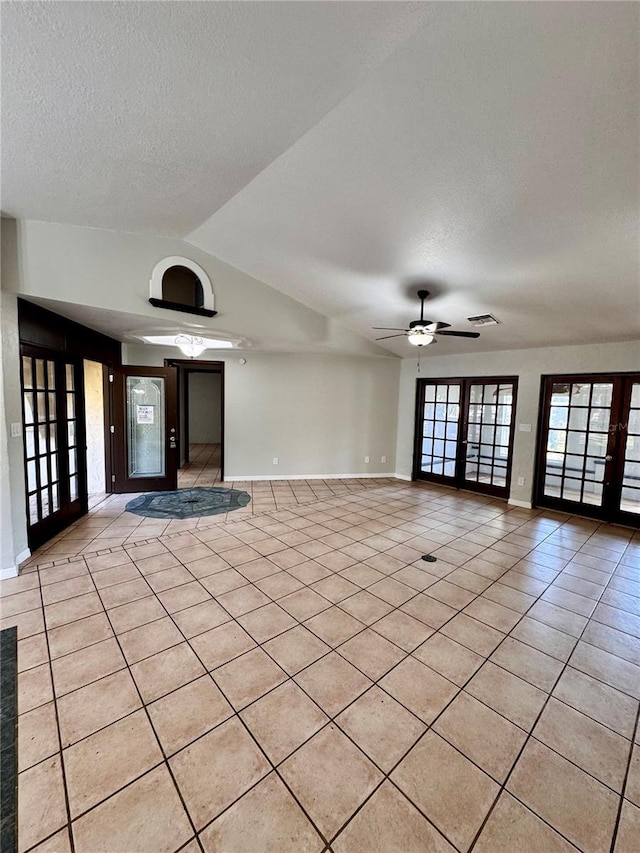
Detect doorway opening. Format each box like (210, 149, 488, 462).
(166, 359, 225, 486)
(83, 360, 107, 508)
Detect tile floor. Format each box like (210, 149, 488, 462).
(2, 477, 640, 852)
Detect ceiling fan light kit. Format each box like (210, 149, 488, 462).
(373, 289, 481, 346)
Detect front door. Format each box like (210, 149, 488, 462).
(535, 373, 640, 526)
(413, 376, 518, 499)
(111, 366, 178, 493)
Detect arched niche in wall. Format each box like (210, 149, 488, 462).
(149, 256, 217, 317)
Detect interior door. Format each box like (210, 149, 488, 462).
(413, 376, 518, 499)
(111, 366, 178, 493)
(535, 373, 640, 526)
(20, 346, 87, 549)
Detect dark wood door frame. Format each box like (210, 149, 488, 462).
(413, 375, 519, 500)
(533, 372, 640, 526)
(165, 359, 225, 481)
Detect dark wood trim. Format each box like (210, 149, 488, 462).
(149, 298, 217, 318)
(533, 372, 640, 527)
(413, 375, 518, 500)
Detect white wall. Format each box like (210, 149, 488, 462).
(125, 345, 400, 478)
(396, 340, 640, 505)
(83, 360, 106, 494)
(188, 373, 222, 444)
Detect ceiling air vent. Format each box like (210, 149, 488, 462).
(467, 313, 500, 327)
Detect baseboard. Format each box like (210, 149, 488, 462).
(225, 472, 396, 482)
(508, 498, 533, 509)
(1, 566, 19, 580)
(394, 473, 413, 481)
(17, 548, 31, 565)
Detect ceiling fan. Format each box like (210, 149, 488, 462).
(373, 289, 481, 346)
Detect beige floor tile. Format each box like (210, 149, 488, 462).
(626, 744, 640, 806)
(118, 616, 183, 664)
(294, 651, 372, 716)
(254, 570, 303, 600)
(18, 702, 59, 772)
(615, 800, 640, 852)
(190, 621, 257, 670)
(304, 606, 365, 646)
(216, 583, 271, 616)
(29, 828, 72, 853)
(262, 625, 330, 675)
(50, 638, 125, 697)
(91, 562, 141, 589)
(72, 765, 192, 853)
(17, 633, 49, 673)
(280, 723, 382, 839)
(338, 589, 393, 625)
(47, 612, 113, 659)
(510, 615, 577, 662)
(336, 685, 426, 771)
(278, 587, 332, 621)
(570, 641, 640, 699)
(400, 594, 457, 629)
(241, 680, 328, 763)
(508, 738, 619, 853)
(184, 552, 232, 579)
(237, 601, 296, 643)
(2, 588, 42, 618)
(171, 598, 231, 638)
(339, 563, 386, 588)
(464, 597, 521, 633)
(156, 580, 210, 613)
(18, 755, 67, 851)
(64, 710, 162, 817)
(57, 669, 141, 746)
(200, 772, 323, 853)
(380, 657, 458, 724)
(131, 641, 205, 703)
(99, 577, 152, 609)
(490, 637, 564, 692)
(147, 674, 233, 756)
(434, 691, 527, 782)
(371, 610, 433, 652)
(475, 792, 577, 852)
(170, 716, 270, 829)
(0, 607, 45, 640)
(368, 577, 415, 607)
(332, 781, 455, 853)
(106, 595, 166, 634)
(311, 575, 360, 604)
(338, 628, 406, 680)
(146, 565, 193, 593)
(413, 633, 484, 686)
(440, 613, 504, 656)
(553, 667, 638, 739)
(41, 575, 95, 606)
(528, 599, 588, 638)
(212, 647, 287, 709)
(534, 697, 632, 792)
(44, 592, 104, 630)
(466, 661, 547, 731)
(391, 731, 499, 852)
(199, 567, 248, 596)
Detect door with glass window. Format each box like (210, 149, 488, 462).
(20, 347, 86, 549)
(536, 374, 640, 525)
(111, 366, 178, 492)
(414, 376, 518, 498)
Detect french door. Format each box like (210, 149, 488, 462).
(535, 374, 640, 526)
(20, 346, 87, 549)
(111, 366, 178, 493)
(413, 376, 518, 498)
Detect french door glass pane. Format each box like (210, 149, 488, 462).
(464, 381, 515, 486)
(420, 383, 460, 476)
(126, 376, 166, 477)
(542, 381, 613, 507)
(621, 383, 640, 515)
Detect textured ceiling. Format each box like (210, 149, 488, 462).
(3, 2, 639, 356)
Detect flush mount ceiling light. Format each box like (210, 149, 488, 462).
(141, 334, 235, 352)
(174, 334, 207, 358)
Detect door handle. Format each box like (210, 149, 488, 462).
(605, 455, 613, 462)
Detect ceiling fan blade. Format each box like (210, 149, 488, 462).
(426, 321, 451, 331)
(435, 330, 481, 338)
(372, 327, 409, 331)
(375, 334, 407, 341)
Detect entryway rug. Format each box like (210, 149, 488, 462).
(125, 487, 251, 519)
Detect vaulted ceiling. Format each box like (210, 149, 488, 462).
(2, 1, 639, 356)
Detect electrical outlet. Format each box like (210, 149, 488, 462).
(364, 456, 370, 464)
(517, 477, 525, 486)
(381, 455, 387, 463)
(10, 423, 21, 438)
(273, 457, 278, 465)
